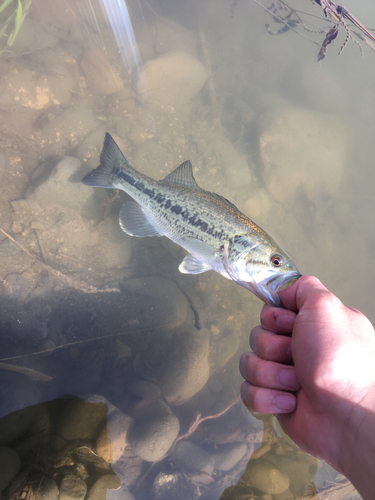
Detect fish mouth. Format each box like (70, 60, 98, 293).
(250, 272, 302, 307)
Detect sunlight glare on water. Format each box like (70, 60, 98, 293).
(99, 0, 142, 76)
(0, 0, 373, 498)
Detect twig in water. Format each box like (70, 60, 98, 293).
(0, 322, 176, 361)
(198, 20, 219, 122)
(173, 395, 241, 449)
(34, 228, 47, 263)
(0, 362, 52, 381)
(249, 0, 375, 61)
(169, 278, 201, 330)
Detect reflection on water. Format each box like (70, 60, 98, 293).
(0, 0, 373, 497)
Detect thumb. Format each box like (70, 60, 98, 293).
(279, 275, 330, 312)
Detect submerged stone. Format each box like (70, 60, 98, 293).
(172, 441, 214, 475)
(211, 442, 247, 471)
(0, 446, 21, 492)
(151, 472, 200, 500)
(96, 411, 133, 464)
(260, 103, 347, 205)
(242, 458, 290, 494)
(138, 51, 207, 108)
(127, 399, 179, 462)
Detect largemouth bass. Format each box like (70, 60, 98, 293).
(82, 133, 301, 306)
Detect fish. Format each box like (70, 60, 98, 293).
(82, 133, 301, 306)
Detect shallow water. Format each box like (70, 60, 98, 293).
(0, 0, 373, 498)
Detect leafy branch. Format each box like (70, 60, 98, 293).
(237, 0, 375, 62)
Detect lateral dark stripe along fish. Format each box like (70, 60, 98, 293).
(82, 133, 301, 306)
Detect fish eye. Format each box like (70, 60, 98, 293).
(271, 254, 283, 267)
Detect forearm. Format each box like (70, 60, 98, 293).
(339, 404, 375, 499)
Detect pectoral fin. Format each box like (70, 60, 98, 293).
(119, 201, 163, 237)
(179, 255, 211, 274)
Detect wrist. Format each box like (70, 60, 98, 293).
(339, 392, 375, 499)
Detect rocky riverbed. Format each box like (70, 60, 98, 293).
(0, 0, 363, 499)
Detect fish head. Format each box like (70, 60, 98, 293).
(222, 234, 301, 307)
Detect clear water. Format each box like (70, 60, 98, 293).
(0, 0, 373, 498)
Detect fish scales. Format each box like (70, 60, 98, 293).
(82, 133, 301, 306)
(110, 160, 266, 247)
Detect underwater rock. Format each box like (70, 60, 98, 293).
(56, 398, 108, 441)
(263, 450, 317, 497)
(77, 126, 109, 170)
(127, 399, 180, 462)
(35, 476, 59, 500)
(80, 46, 124, 95)
(59, 473, 87, 500)
(151, 472, 200, 500)
(260, 103, 347, 205)
(39, 105, 100, 155)
(106, 484, 136, 500)
(242, 458, 290, 494)
(153, 19, 198, 55)
(0, 404, 40, 445)
(11, 17, 57, 53)
(127, 379, 161, 402)
(111, 447, 144, 487)
(32, 0, 82, 42)
(211, 442, 247, 471)
(0, 446, 21, 492)
(26, 156, 91, 212)
(280, 62, 346, 114)
(243, 188, 273, 222)
(96, 410, 133, 464)
(85, 474, 122, 500)
(133, 331, 210, 405)
(172, 441, 214, 475)
(3, 273, 24, 300)
(209, 333, 240, 369)
(0, 237, 22, 258)
(121, 276, 188, 331)
(2, 68, 65, 111)
(211, 137, 252, 189)
(138, 51, 207, 108)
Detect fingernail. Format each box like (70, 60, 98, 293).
(239, 352, 253, 380)
(279, 369, 299, 389)
(241, 382, 249, 408)
(260, 305, 268, 325)
(275, 394, 296, 411)
(250, 330, 261, 354)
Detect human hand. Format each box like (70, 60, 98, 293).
(239, 276, 375, 496)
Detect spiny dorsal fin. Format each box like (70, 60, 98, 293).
(161, 160, 200, 188)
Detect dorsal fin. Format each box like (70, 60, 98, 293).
(161, 160, 200, 188)
(209, 192, 240, 212)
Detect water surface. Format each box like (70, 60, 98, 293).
(0, 0, 373, 498)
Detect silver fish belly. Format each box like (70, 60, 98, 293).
(82, 133, 301, 306)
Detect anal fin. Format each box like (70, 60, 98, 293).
(119, 200, 163, 237)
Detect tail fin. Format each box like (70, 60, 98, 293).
(81, 133, 130, 188)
